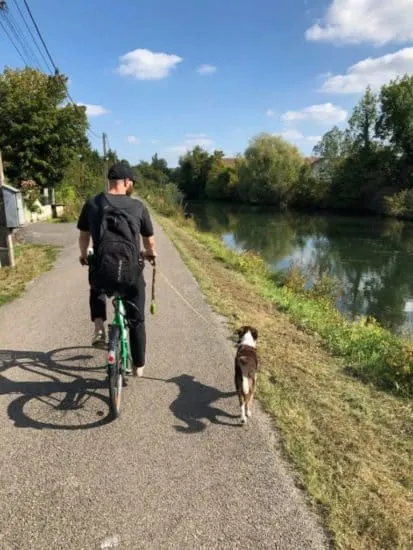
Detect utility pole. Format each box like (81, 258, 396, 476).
(0, 150, 15, 267)
(102, 132, 109, 192)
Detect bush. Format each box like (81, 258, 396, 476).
(135, 180, 183, 218)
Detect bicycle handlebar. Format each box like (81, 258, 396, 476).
(79, 253, 156, 267)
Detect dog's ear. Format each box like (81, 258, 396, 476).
(251, 327, 258, 340)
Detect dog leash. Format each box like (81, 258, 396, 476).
(155, 268, 212, 327)
(150, 261, 157, 315)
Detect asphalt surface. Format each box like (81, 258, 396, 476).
(0, 220, 328, 550)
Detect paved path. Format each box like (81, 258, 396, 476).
(0, 220, 328, 550)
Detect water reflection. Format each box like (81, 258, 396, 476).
(188, 201, 413, 334)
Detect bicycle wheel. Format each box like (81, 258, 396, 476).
(107, 324, 123, 419)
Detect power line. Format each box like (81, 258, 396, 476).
(0, 16, 26, 64)
(19, 0, 104, 141)
(1, 0, 108, 153)
(88, 128, 101, 139)
(11, 0, 53, 72)
(22, 0, 57, 72)
(3, 8, 40, 68)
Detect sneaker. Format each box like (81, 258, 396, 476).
(132, 366, 145, 378)
(92, 330, 106, 348)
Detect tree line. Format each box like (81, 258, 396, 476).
(2, 65, 413, 220)
(0, 66, 115, 218)
(133, 74, 413, 219)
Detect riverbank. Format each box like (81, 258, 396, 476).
(150, 208, 413, 550)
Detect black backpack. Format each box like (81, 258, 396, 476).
(93, 193, 143, 295)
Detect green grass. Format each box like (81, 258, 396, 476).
(167, 216, 413, 397)
(147, 206, 413, 550)
(0, 243, 60, 306)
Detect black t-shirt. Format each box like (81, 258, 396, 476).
(77, 192, 154, 252)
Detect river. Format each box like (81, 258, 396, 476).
(187, 201, 413, 335)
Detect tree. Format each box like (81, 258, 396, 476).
(238, 133, 304, 206)
(151, 153, 169, 177)
(177, 146, 213, 199)
(312, 126, 350, 188)
(348, 86, 378, 152)
(313, 126, 350, 160)
(0, 67, 88, 188)
(134, 154, 170, 187)
(376, 74, 413, 159)
(205, 154, 239, 200)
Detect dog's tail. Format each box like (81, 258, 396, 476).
(242, 375, 250, 396)
(238, 357, 252, 395)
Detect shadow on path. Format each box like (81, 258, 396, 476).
(166, 374, 240, 433)
(0, 347, 111, 430)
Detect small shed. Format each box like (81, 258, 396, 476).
(1, 183, 26, 228)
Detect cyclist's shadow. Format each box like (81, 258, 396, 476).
(165, 374, 240, 433)
(0, 347, 112, 430)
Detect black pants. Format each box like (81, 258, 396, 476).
(88, 268, 146, 367)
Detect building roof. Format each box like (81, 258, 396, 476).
(222, 157, 236, 167)
(1, 182, 20, 193)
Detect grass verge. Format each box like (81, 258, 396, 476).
(155, 212, 413, 550)
(0, 244, 60, 306)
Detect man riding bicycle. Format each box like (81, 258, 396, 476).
(77, 162, 157, 378)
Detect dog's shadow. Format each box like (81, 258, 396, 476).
(166, 374, 240, 433)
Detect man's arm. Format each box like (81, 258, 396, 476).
(142, 235, 156, 258)
(77, 202, 91, 263)
(141, 205, 157, 259)
(79, 230, 91, 260)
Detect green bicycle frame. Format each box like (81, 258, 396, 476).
(108, 296, 130, 375)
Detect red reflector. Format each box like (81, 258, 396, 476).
(107, 352, 116, 365)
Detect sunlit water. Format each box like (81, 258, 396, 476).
(188, 201, 413, 335)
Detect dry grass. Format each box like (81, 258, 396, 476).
(0, 244, 59, 306)
(159, 215, 413, 550)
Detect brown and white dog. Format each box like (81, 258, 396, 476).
(234, 326, 259, 424)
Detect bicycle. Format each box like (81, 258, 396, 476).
(81, 251, 156, 420)
(106, 293, 135, 419)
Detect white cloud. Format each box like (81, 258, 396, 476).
(126, 135, 140, 144)
(306, 135, 322, 143)
(305, 0, 413, 46)
(117, 48, 183, 80)
(266, 109, 275, 117)
(281, 103, 347, 124)
(166, 146, 188, 155)
(277, 130, 322, 144)
(77, 103, 109, 117)
(166, 133, 214, 155)
(321, 47, 413, 94)
(280, 129, 304, 141)
(183, 133, 214, 149)
(196, 64, 217, 75)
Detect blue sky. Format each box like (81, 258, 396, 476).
(1, 0, 413, 166)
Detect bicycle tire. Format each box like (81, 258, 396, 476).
(108, 325, 123, 419)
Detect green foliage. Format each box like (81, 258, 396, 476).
(185, 226, 413, 396)
(0, 67, 88, 189)
(205, 155, 239, 200)
(237, 133, 304, 206)
(177, 146, 213, 199)
(348, 86, 379, 153)
(132, 154, 183, 217)
(377, 75, 413, 158)
(307, 75, 413, 214)
(383, 189, 413, 217)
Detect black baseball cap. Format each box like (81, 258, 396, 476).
(107, 162, 135, 182)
